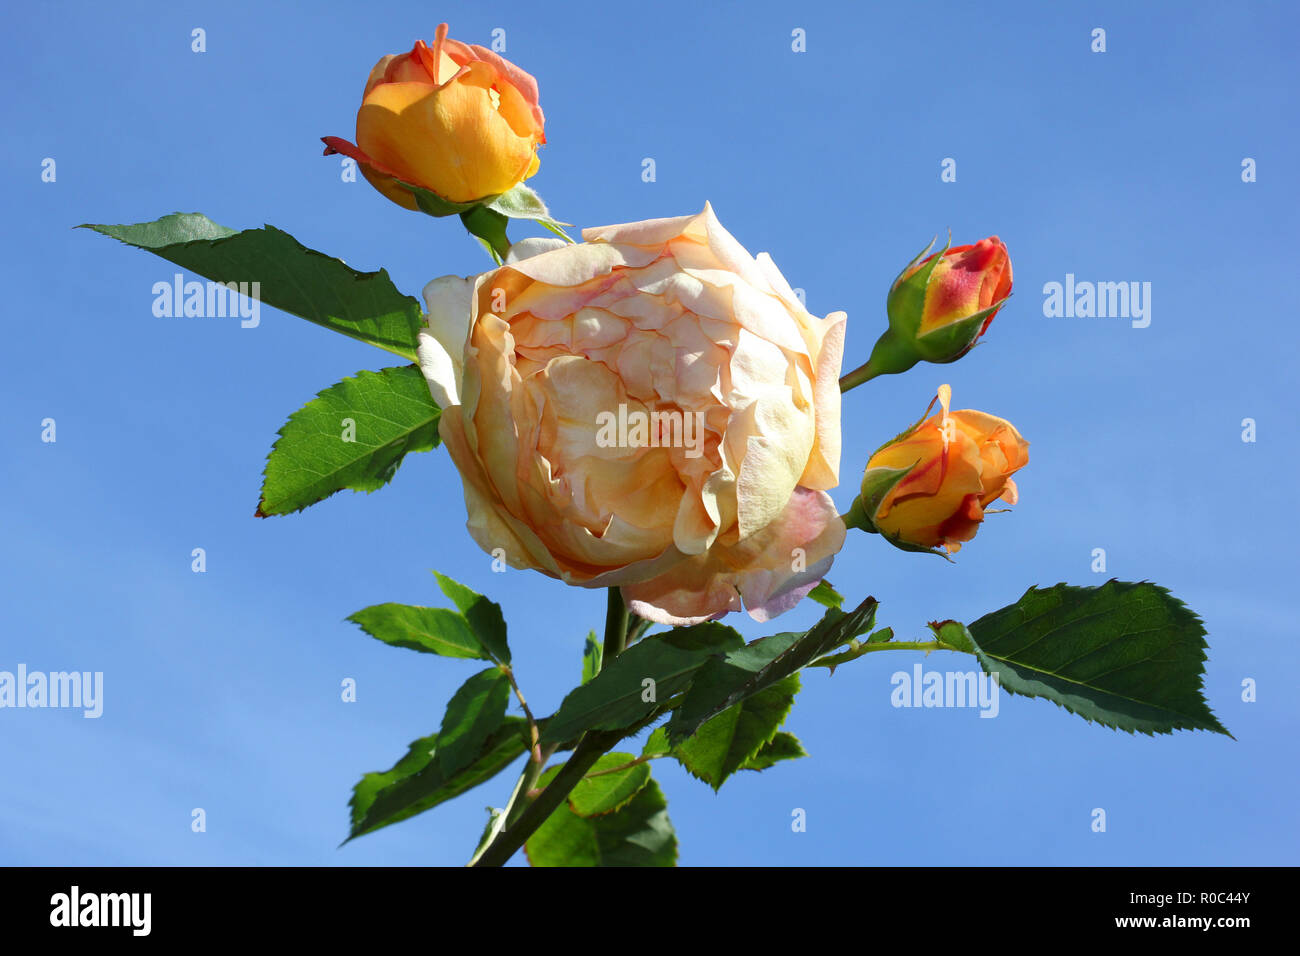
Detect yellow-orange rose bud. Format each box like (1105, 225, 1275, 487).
(323, 23, 545, 209)
(856, 385, 1028, 554)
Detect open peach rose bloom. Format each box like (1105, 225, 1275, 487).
(418, 205, 848, 624)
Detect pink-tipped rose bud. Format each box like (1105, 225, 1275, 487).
(859, 236, 1012, 379)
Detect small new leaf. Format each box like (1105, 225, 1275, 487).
(807, 580, 844, 609)
(487, 183, 574, 241)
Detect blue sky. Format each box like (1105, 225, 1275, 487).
(2, 0, 1296, 865)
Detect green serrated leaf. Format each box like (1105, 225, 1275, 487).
(257, 365, 439, 516)
(739, 731, 807, 771)
(432, 571, 511, 666)
(581, 632, 603, 685)
(347, 717, 528, 841)
(348, 603, 487, 659)
(967, 580, 1230, 737)
(437, 668, 512, 775)
(666, 598, 878, 745)
(525, 774, 676, 867)
(641, 726, 672, 758)
(81, 213, 423, 359)
(540, 623, 744, 746)
(568, 752, 652, 816)
(674, 674, 800, 790)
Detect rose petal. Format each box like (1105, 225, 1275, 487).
(622, 487, 846, 625)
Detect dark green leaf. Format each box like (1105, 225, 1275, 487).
(540, 623, 744, 746)
(81, 213, 423, 359)
(567, 752, 651, 816)
(666, 598, 878, 744)
(674, 675, 800, 790)
(525, 775, 676, 867)
(257, 365, 439, 516)
(437, 669, 511, 775)
(347, 717, 528, 841)
(966, 580, 1230, 737)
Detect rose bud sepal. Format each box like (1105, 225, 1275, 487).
(843, 462, 952, 559)
(841, 403, 949, 557)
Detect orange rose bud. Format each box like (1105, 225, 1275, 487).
(858, 236, 1012, 380)
(847, 385, 1028, 555)
(323, 23, 545, 212)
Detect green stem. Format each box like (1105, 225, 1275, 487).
(468, 588, 632, 867)
(469, 730, 618, 867)
(838, 358, 885, 392)
(603, 587, 630, 660)
(841, 495, 873, 532)
(840, 329, 921, 392)
(855, 640, 968, 655)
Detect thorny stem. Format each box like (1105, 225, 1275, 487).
(469, 588, 633, 867)
(844, 639, 968, 656)
(501, 666, 542, 763)
(470, 731, 618, 867)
